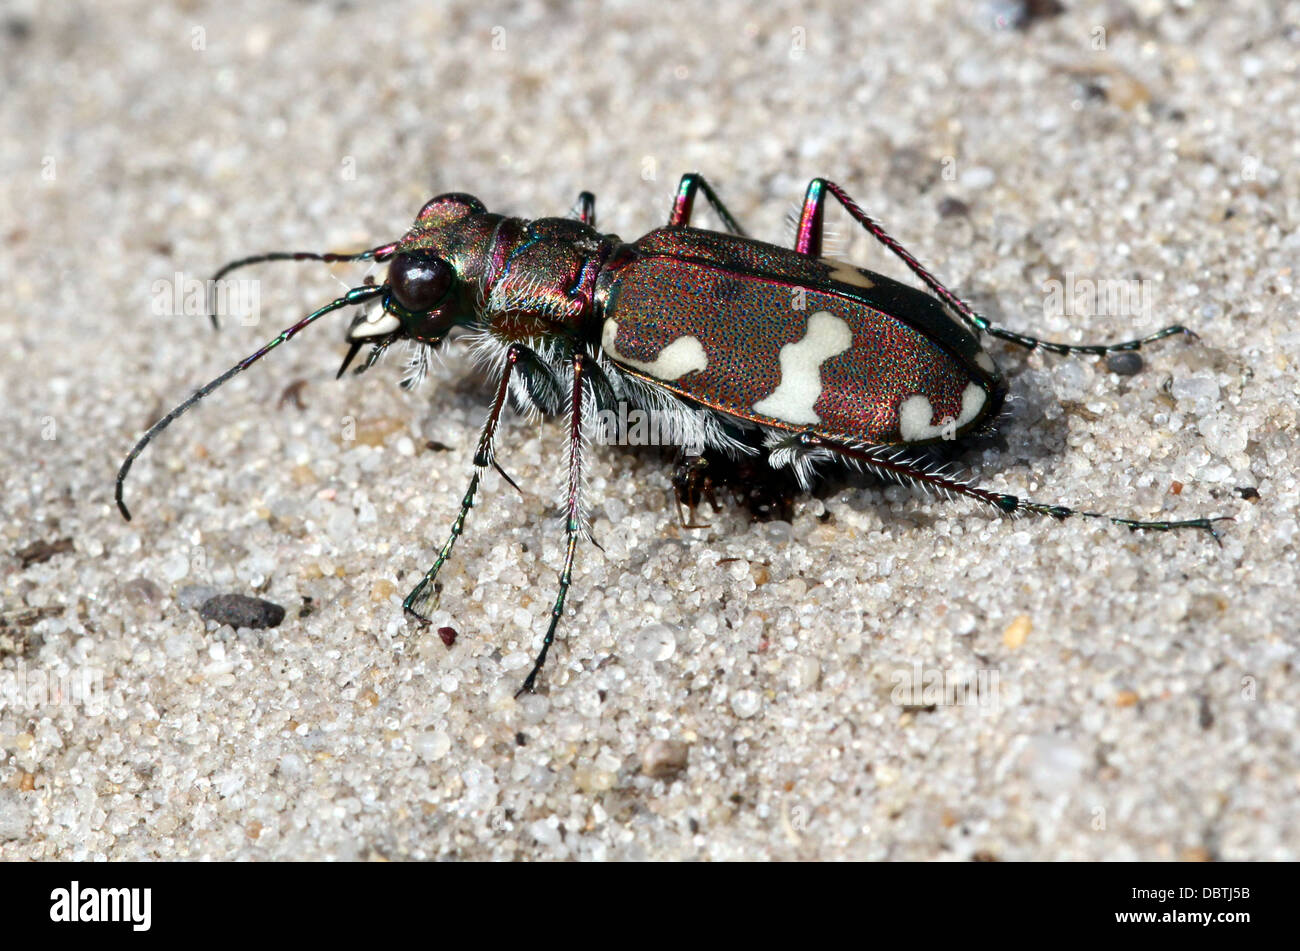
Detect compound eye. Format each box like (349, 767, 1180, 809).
(389, 253, 452, 312)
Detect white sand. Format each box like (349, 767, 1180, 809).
(1, 0, 1294, 860)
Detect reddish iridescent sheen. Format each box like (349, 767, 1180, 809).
(602, 230, 999, 443)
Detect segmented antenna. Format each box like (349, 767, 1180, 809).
(206, 242, 398, 328)
(117, 283, 386, 520)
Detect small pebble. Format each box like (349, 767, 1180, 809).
(633, 623, 676, 662)
(1106, 351, 1144, 376)
(198, 594, 286, 630)
(730, 689, 762, 718)
(120, 577, 163, 607)
(0, 791, 33, 841)
(936, 196, 969, 218)
(641, 740, 690, 779)
(413, 730, 451, 762)
(1002, 614, 1032, 649)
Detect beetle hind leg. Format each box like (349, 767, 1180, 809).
(797, 433, 1230, 543)
(667, 173, 748, 235)
(517, 351, 591, 696)
(794, 178, 1198, 357)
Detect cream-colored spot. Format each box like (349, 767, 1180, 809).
(975, 351, 997, 374)
(898, 383, 988, 441)
(752, 311, 853, 424)
(348, 308, 401, 339)
(823, 258, 875, 290)
(602, 319, 707, 380)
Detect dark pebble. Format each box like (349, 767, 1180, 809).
(936, 196, 970, 218)
(1106, 351, 1144, 376)
(16, 537, 74, 568)
(438, 626, 458, 648)
(1009, 0, 1064, 30)
(199, 594, 286, 630)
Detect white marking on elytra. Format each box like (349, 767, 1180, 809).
(823, 258, 875, 290)
(897, 383, 988, 441)
(602, 319, 707, 380)
(752, 310, 853, 424)
(975, 351, 997, 374)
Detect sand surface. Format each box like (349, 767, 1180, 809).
(1, 0, 1295, 859)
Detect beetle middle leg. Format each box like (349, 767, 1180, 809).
(793, 178, 1197, 357)
(517, 351, 591, 695)
(667, 173, 748, 235)
(671, 450, 721, 529)
(672, 449, 797, 524)
(796, 433, 1230, 542)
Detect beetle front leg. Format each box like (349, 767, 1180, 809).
(795, 433, 1231, 543)
(517, 351, 590, 695)
(667, 173, 748, 236)
(403, 344, 531, 622)
(794, 178, 1198, 357)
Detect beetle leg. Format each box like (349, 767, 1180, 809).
(668, 173, 748, 236)
(572, 191, 597, 227)
(671, 450, 721, 529)
(403, 343, 529, 622)
(518, 352, 590, 695)
(797, 433, 1231, 543)
(794, 178, 1198, 356)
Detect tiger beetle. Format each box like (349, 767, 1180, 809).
(116, 174, 1230, 695)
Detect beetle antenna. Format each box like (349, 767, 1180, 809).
(117, 283, 386, 520)
(206, 241, 398, 329)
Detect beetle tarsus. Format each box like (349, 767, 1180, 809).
(807, 436, 1229, 544)
(402, 599, 433, 625)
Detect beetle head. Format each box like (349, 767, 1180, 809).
(347, 248, 456, 335)
(339, 194, 490, 374)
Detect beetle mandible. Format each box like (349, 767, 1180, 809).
(116, 174, 1229, 694)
